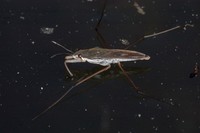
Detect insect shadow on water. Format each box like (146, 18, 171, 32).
(32, 0, 194, 120)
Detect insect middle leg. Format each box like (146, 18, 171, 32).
(117, 62, 138, 89)
(117, 62, 145, 95)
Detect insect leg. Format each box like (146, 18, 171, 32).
(117, 63, 174, 105)
(74, 65, 111, 86)
(95, 0, 108, 48)
(126, 24, 194, 49)
(117, 62, 141, 92)
(32, 65, 111, 120)
(64, 60, 74, 77)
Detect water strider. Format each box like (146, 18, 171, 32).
(32, 0, 194, 120)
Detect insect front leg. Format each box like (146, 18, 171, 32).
(64, 60, 74, 77)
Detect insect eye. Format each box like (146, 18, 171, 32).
(78, 54, 82, 58)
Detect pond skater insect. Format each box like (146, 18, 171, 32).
(32, 0, 194, 120)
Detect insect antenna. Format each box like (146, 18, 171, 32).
(50, 53, 71, 58)
(52, 41, 74, 54)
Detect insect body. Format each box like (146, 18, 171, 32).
(32, 0, 193, 120)
(32, 43, 150, 121)
(64, 47, 150, 76)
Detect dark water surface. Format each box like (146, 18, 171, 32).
(1, 0, 200, 133)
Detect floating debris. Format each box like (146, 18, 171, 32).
(119, 38, 130, 45)
(40, 27, 54, 34)
(133, 2, 146, 15)
(189, 62, 199, 78)
(19, 16, 25, 20)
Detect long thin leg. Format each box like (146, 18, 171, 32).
(118, 62, 174, 105)
(126, 24, 194, 49)
(117, 62, 141, 93)
(64, 60, 74, 77)
(95, 0, 108, 48)
(32, 65, 111, 120)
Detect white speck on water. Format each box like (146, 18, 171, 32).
(90, 18, 94, 22)
(17, 71, 20, 75)
(169, 98, 174, 105)
(197, 95, 200, 99)
(133, 2, 146, 15)
(30, 67, 34, 70)
(40, 87, 44, 90)
(68, 31, 71, 34)
(84, 108, 87, 112)
(137, 114, 142, 118)
(166, 115, 170, 118)
(119, 38, 130, 45)
(174, 46, 178, 52)
(75, 20, 79, 23)
(150, 117, 155, 120)
(19, 16, 25, 20)
(153, 126, 158, 131)
(75, 30, 79, 33)
(40, 27, 54, 34)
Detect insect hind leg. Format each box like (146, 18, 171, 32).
(117, 62, 173, 105)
